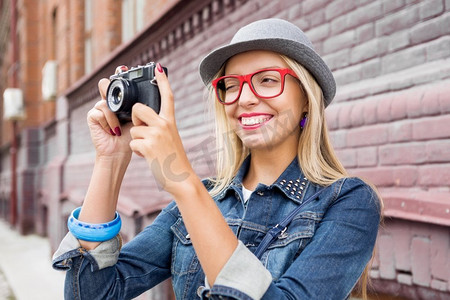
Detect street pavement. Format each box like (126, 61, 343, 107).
(0, 219, 65, 300)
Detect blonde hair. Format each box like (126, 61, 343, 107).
(205, 54, 381, 299)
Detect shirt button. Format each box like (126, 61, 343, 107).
(257, 191, 264, 196)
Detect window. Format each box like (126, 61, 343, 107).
(84, 0, 93, 74)
(121, 0, 145, 42)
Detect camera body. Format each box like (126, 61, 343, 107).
(106, 62, 167, 123)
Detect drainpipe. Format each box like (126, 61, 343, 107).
(10, 0, 18, 226)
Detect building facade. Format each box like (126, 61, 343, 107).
(0, 0, 449, 299)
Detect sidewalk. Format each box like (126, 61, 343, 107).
(0, 220, 65, 300)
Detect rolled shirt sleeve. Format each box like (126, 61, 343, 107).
(207, 240, 272, 299)
(52, 232, 122, 272)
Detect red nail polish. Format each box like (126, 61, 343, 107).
(114, 127, 122, 136)
(156, 63, 163, 73)
(115, 65, 128, 74)
(110, 129, 116, 136)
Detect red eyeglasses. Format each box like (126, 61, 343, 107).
(212, 68, 298, 105)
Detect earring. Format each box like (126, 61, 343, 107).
(300, 113, 308, 130)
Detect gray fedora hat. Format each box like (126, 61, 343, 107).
(199, 18, 336, 107)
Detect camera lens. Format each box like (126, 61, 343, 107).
(112, 87, 123, 105)
(106, 78, 136, 114)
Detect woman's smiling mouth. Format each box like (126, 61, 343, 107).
(239, 113, 273, 128)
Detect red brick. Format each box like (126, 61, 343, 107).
(419, 0, 444, 20)
(392, 166, 418, 187)
(351, 39, 380, 64)
(324, 0, 356, 20)
(387, 30, 410, 52)
(325, 104, 340, 130)
(382, 46, 426, 74)
(338, 103, 353, 129)
(378, 234, 397, 279)
(358, 0, 374, 6)
(411, 237, 431, 287)
(306, 23, 330, 44)
(426, 140, 450, 162)
(406, 88, 425, 118)
(361, 59, 382, 79)
(350, 167, 394, 186)
(293, 16, 310, 32)
(388, 221, 413, 271)
(412, 114, 450, 140)
(430, 226, 449, 281)
(356, 146, 378, 167)
(334, 64, 362, 85)
(426, 36, 450, 62)
(438, 80, 450, 113)
(350, 101, 365, 127)
(363, 99, 378, 125)
(370, 269, 380, 279)
(347, 124, 388, 147)
(397, 274, 413, 285)
(431, 279, 448, 291)
(411, 17, 446, 45)
(379, 142, 426, 165)
(382, 0, 405, 14)
(376, 5, 420, 36)
(306, 9, 325, 28)
(442, 13, 450, 35)
(335, 148, 357, 168)
(418, 164, 450, 186)
(328, 130, 347, 149)
(388, 120, 412, 142)
(285, 2, 300, 18)
(421, 87, 441, 116)
(377, 95, 393, 123)
(330, 15, 347, 35)
(323, 30, 356, 54)
(347, 1, 384, 30)
(323, 48, 350, 71)
(389, 93, 408, 120)
(302, 0, 329, 15)
(356, 23, 375, 44)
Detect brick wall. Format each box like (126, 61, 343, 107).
(0, 0, 449, 299)
(373, 218, 449, 298)
(62, 1, 450, 297)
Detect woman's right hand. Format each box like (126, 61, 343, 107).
(87, 67, 133, 160)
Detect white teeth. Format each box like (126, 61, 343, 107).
(241, 116, 271, 126)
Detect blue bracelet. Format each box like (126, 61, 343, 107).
(67, 207, 122, 242)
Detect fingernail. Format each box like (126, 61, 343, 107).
(114, 127, 122, 136)
(115, 65, 128, 74)
(110, 129, 116, 136)
(156, 63, 163, 73)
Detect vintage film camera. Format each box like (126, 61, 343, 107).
(106, 62, 167, 123)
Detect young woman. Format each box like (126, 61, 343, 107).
(53, 19, 381, 300)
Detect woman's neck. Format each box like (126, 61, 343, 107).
(242, 147, 297, 190)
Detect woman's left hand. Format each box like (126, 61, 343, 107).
(129, 63, 194, 196)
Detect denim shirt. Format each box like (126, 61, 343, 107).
(53, 157, 380, 300)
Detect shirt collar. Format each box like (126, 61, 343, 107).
(216, 155, 309, 204)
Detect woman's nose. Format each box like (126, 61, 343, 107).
(238, 82, 259, 107)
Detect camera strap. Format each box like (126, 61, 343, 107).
(253, 187, 327, 259)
